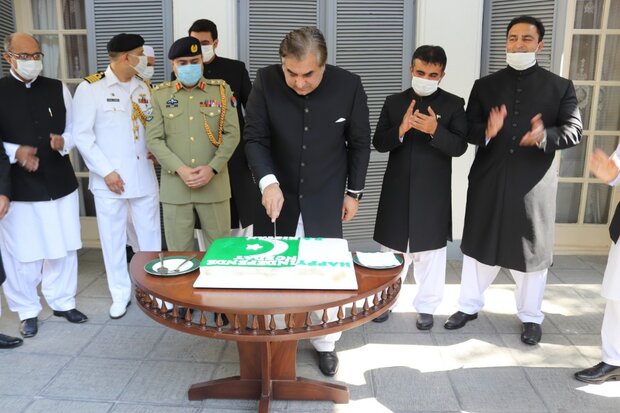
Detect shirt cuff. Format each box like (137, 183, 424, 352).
(609, 172, 620, 187)
(259, 174, 279, 194)
(485, 137, 491, 146)
(536, 130, 548, 150)
(3, 142, 19, 164)
(345, 188, 363, 193)
(398, 135, 404, 143)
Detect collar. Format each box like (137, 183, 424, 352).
(506, 62, 539, 76)
(172, 77, 208, 94)
(409, 87, 441, 101)
(204, 55, 218, 67)
(10, 68, 37, 88)
(104, 65, 142, 94)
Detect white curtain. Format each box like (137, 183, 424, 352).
(32, 0, 60, 78)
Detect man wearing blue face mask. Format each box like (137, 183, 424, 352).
(73, 33, 162, 319)
(444, 16, 582, 346)
(146, 36, 240, 251)
(372, 45, 468, 328)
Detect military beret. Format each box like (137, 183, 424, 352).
(107, 33, 144, 53)
(168, 36, 201, 60)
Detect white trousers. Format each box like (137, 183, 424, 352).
(382, 245, 447, 314)
(602, 299, 620, 366)
(94, 193, 161, 305)
(0, 248, 78, 320)
(295, 215, 340, 352)
(458, 254, 547, 324)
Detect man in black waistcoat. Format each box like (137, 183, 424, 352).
(0, 33, 88, 339)
(373, 45, 468, 328)
(244, 27, 370, 376)
(0, 138, 23, 348)
(444, 16, 582, 345)
(172, 19, 258, 237)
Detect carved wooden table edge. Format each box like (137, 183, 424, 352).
(130, 251, 403, 413)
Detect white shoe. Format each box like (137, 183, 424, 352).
(109, 301, 131, 319)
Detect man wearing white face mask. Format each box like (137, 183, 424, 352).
(73, 33, 161, 319)
(0, 32, 88, 338)
(372, 45, 468, 328)
(445, 16, 582, 345)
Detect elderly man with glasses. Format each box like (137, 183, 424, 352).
(0, 32, 88, 339)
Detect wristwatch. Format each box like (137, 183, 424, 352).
(346, 190, 363, 201)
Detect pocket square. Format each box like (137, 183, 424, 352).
(335, 117, 346, 123)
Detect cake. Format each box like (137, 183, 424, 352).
(192, 237, 358, 290)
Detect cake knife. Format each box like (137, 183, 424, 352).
(273, 220, 277, 238)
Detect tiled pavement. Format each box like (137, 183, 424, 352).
(1, 249, 619, 412)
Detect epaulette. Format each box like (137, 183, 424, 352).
(205, 79, 227, 86)
(154, 81, 172, 91)
(84, 71, 105, 84)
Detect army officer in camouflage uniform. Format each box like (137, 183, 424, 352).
(146, 37, 240, 250)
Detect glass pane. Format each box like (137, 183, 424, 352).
(590, 135, 620, 177)
(596, 86, 620, 130)
(584, 183, 612, 224)
(559, 136, 587, 177)
(610, 0, 620, 29)
(62, 0, 86, 29)
(31, 0, 58, 30)
(569, 35, 598, 80)
(602, 35, 620, 81)
(35, 35, 61, 78)
(575, 85, 593, 130)
(556, 183, 582, 224)
(573, 0, 604, 29)
(65, 35, 88, 78)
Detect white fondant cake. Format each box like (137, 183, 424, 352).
(193, 237, 358, 290)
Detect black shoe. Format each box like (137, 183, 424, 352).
(0, 333, 23, 349)
(53, 309, 88, 323)
(416, 313, 434, 330)
(318, 351, 339, 376)
(126, 245, 135, 264)
(520, 322, 542, 345)
(444, 311, 478, 330)
(575, 362, 620, 384)
(372, 310, 391, 323)
(19, 318, 38, 338)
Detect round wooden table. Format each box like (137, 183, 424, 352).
(130, 251, 402, 413)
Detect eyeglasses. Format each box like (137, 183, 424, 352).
(8, 51, 44, 61)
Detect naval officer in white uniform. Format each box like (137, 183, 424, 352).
(73, 33, 161, 319)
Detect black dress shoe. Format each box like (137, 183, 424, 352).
(372, 310, 391, 323)
(0, 333, 23, 349)
(575, 362, 620, 384)
(520, 322, 542, 345)
(318, 351, 339, 376)
(416, 313, 434, 330)
(444, 311, 478, 330)
(126, 245, 135, 264)
(53, 309, 89, 323)
(19, 318, 38, 338)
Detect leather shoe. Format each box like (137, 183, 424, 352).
(318, 351, 339, 376)
(372, 310, 391, 323)
(109, 301, 131, 319)
(444, 311, 478, 330)
(416, 313, 434, 330)
(19, 318, 38, 338)
(53, 309, 88, 323)
(575, 362, 620, 384)
(0, 333, 23, 349)
(520, 322, 542, 345)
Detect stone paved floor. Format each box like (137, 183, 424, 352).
(0, 250, 619, 412)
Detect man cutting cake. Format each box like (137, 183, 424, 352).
(244, 27, 371, 376)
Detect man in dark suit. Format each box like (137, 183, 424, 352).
(444, 16, 582, 345)
(0, 138, 23, 349)
(186, 19, 258, 236)
(244, 27, 370, 376)
(372, 45, 468, 329)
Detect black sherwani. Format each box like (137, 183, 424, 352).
(461, 64, 582, 272)
(172, 56, 258, 228)
(244, 64, 371, 237)
(0, 137, 9, 285)
(373, 88, 468, 253)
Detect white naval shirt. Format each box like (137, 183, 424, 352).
(72, 65, 158, 199)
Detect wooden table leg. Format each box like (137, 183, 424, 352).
(187, 339, 349, 411)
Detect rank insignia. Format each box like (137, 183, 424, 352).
(166, 98, 179, 108)
(146, 115, 154, 122)
(230, 95, 237, 108)
(107, 98, 120, 102)
(138, 94, 149, 104)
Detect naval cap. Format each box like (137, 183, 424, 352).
(107, 33, 144, 53)
(168, 36, 202, 60)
